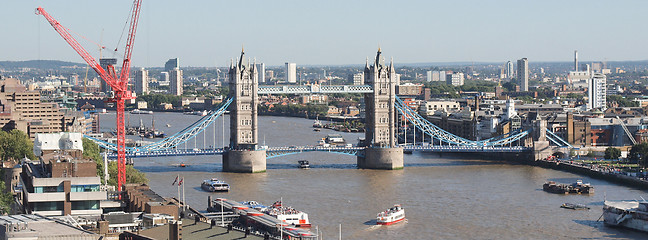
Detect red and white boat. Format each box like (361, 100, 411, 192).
(376, 204, 405, 225)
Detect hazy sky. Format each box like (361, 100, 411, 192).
(2, 0, 647, 67)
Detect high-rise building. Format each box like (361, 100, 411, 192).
(506, 61, 514, 79)
(134, 67, 149, 95)
(169, 67, 183, 96)
(588, 73, 607, 110)
(285, 62, 297, 83)
(165, 58, 179, 72)
(255, 63, 266, 83)
(352, 72, 364, 85)
(446, 72, 465, 86)
(517, 58, 529, 91)
(426, 71, 432, 82)
(99, 58, 117, 92)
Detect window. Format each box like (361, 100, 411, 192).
(71, 200, 100, 210)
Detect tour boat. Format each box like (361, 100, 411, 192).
(263, 201, 311, 227)
(376, 204, 405, 225)
(201, 178, 230, 192)
(603, 200, 648, 232)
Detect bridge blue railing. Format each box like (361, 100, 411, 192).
(86, 97, 233, 153)
(394, 96, 530, 147)
(545, 129, 576, 149)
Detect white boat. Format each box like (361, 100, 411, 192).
(312, 120, 322, 128)
(130, 109, 153, 114)
(603, 200, 648, 232)
(263, 201, 311, 227)
(242, 201, 268, 212)
(201, 178, 230, 192)
(195, 110, 208, 116)
(325, 134, 345, 144)
(377, 204, 405, 225)
(298, 160, 310, 169)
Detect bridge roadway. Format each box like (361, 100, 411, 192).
(107, 145, 531, 159)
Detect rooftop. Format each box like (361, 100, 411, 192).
(0, 214, 100, 240)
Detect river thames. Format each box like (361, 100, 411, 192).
(100, 112, 648, 239)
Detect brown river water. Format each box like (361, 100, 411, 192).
(100, 112, 648, 239)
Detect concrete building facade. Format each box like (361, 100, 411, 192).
(134, 68, 149, 95)
(517, 58, 529, 91)
(588, 73, 607, 110)
(169, 68, 183, 96)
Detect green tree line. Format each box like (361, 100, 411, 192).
(136, 94, 182, 109)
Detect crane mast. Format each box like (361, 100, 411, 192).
(36, 0, 142, 192)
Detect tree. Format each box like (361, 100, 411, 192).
(82, 138, 104, 181)
(107, 161, 148, 186)
(0, 129, 35, 161)
(628, 142, 648, 167)
(0, 174, 13, 215)
(82, 138, 148, 186)
(604, 147, 622, 160)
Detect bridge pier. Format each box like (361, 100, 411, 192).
(358, 147, 403, 170)
(223, 149, 267, 173)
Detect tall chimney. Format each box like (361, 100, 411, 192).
(574, 50, 579, 71)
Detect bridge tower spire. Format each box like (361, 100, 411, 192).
(358, 48, 403, 170)
(223, 49, 266, 173)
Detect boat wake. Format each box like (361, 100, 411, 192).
(364, 225, 381, 231)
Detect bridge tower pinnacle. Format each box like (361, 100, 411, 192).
(223, 50, 266, 173)
(358, 49, 403, 169)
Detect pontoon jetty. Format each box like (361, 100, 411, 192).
(207, 196, 316, 239)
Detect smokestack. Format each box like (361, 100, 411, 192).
(574, 50, 579, 71)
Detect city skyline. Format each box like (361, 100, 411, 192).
(2, 0, 647, 67)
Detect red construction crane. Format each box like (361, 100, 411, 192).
(36, 0, 142, 192)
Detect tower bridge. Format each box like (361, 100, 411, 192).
(93, 49, 567, 172)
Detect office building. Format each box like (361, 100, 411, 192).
(99, 58, 117, 92)
(169, 68, 183, 96)
(134, 68, 149, 95)
(588, 73, 607, 110)
(22, 132, 107, 216)
(0, 78, 90, 139)
(285, 62, 297, 83)
(506, 61, 514, 79)
(164, 58, 179, 72)
(517, 58, 529, 91)
(255, 63, 266, 83)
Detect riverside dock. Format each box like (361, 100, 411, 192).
(207, 196, 317, 239)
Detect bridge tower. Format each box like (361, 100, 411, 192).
(358, 48, 404, 169)
(223, 49, 266, 172)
